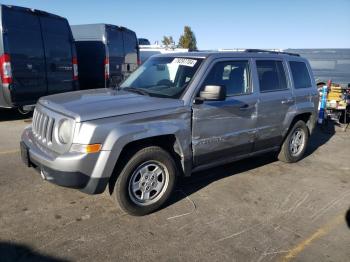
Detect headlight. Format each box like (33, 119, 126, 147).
(58, 119, 73, 144)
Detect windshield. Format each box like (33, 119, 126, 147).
(120, 56, 203, 98)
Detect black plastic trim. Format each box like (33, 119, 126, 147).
(27, 156, 108, 194)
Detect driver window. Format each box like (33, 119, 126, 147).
(203, 60, 251, 96)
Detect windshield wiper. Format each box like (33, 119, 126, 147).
(123, 87, 150, 96)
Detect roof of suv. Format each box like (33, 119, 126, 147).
(154, 50, 306, 60)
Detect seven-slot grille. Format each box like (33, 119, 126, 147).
(32, 109, 55, 144)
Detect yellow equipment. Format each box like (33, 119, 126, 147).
(326, 85, 349, 110)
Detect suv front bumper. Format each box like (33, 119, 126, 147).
(20, 127, 110, 194)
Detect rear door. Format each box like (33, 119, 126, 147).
(107, 27, 124, 87)
(122, 30, 138, 80)
(2, 7, 46, 105)
(254, 59, 294, 151)
(75, 41, 105, 89)
(40, 15, 74, 94)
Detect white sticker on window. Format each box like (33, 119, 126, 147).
(171, 58, 197, 67)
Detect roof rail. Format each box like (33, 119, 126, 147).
(245, 49, 300, 57)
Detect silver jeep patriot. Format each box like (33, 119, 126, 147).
(21, 50, 319, 216)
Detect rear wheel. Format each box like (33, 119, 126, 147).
(18, 106, 31, 115)
(113, 146, 177, 216)
(278, 120, 309, 163)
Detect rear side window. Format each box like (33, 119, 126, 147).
(256, 60, 288, 92)
(203, 60, 251, 96)
(289, 61, 312, 89)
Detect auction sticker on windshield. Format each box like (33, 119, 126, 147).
(171, 58, 197, 67)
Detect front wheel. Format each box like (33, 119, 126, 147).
(278, 120, 309, 163)
(113, 146, 177, 216)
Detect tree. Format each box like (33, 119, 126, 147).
(178, 26, 197, 51)
(162, 36, 174, 47)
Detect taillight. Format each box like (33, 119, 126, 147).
(104, 57, 110, 80)
(137, 58, 141, 65)
(72, 57, 78, 80)
(0, 53, 12, 84)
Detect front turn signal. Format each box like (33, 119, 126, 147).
(70, 144, 102, 154)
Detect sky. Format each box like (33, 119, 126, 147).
(2, 0, 350, 50)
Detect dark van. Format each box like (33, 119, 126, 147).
(0, 5, 79, 112)
(71, 24, 139, 89)
(138, 38, 151, 45)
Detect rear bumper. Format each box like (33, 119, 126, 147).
(20, 127, 110, 194)
(0, 83, 14, 108)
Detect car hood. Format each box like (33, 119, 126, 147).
(38, 89, 184, 122)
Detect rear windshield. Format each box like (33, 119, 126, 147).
(40, 16, 70, 36)
(3, 8, 39, 30)
(2, 8, 45, 59)
(40, 16, 72, 64)
(123, 31, 138, 55)
(108, 29, 124, 57)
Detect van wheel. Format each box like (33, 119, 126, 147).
(113, 146, 177, 216)
(278, 120, 309, 163)
(18, 107, 31, 115)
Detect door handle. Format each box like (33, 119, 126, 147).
(281, 98, 294, 104)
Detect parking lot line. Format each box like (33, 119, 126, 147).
(281, 213, 345, 261)
(0, 149, 19, 155)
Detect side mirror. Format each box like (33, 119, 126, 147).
(199, 85, 226, 101)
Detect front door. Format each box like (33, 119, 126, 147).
(192, 59, 258, 167)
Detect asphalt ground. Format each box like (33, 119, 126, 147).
(0, 109, 349, 262)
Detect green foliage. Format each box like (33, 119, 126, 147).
(162, 36, 174, 46)
(178, 26, 197, 51)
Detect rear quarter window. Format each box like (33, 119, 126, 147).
(289, 61, 312, 89)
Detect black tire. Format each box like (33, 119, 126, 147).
(278, 120, 309, 163)
(18, 107, 32, 115)
(113, 146, 177, 216)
